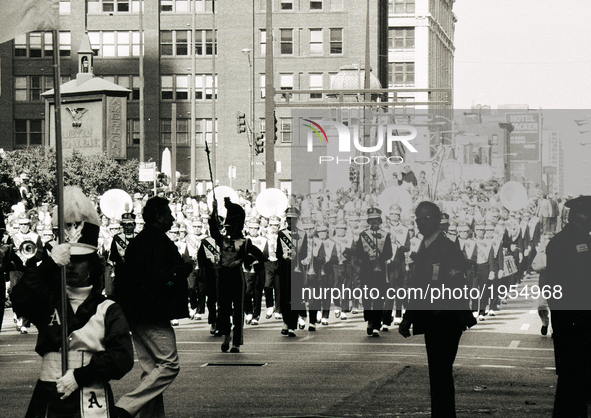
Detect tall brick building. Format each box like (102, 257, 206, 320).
(0, 0, 455, 192)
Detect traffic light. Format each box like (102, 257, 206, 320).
(273, 112, 278, 144)
(349, 166, 358, 183)
(255, 133, 264, 155)
(236, 111, 246, 134)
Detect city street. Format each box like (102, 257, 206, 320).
(1, 275, 557, 417)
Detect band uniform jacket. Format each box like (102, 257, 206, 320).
(404, 232, 476, 335)
(11, 255, 133, 418)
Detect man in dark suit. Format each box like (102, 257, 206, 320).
(546, 195, 591, 417)
(399, 201, 475, 418)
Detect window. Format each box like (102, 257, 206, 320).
(195, 74, 218, 100)
(161, 0, 189, 12)
(160, 75, 189, 100)
(59, 0, 71, 14)
(329, 28, 342, 54)
(280, 74, 294, 90)
(280, 29, 293, 55)
(309, 73, 323, 99)
(389, 27, 414, 49)
(15, 76, 58, 102)
(389, 0, 415, 14)
(128, 119, 140, 145)
(389, 62, 415, 86)
(195, 30, 217, 56)
(195, 0, 215, 13)
(310, 29, 323, 55)
(88, 31, 140, 57)
(160, 31, 190, 56)
(88, 0, 140, 13)
(281, 0, 293, 10)
(310, 1, 323, 10)
(161, 119, 191, 145)
(15, 120, 43, 147)
(280, 118, 292, 143)
(280, 74, 293, 100)
(197, 119, 217, 144)
(260, 30, 266, 55)
(260, 74, 265, 98)
(14, 32, 71, 58)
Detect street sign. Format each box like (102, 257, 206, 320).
(139, 162, 156, 182)
(228, 165, 236, 179)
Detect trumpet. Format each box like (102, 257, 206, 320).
(19, 240, 37, 259)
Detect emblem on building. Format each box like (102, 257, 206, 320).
(66, 107, 89, 128)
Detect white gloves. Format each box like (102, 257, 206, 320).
(488, 271, 495, 281)
(51, 244, 71, 267)
(56, 369, 78, 400)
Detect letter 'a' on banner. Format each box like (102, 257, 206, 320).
(0, 0, 59, 44)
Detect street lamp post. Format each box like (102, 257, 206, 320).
(499, 123, 515, 184)
(242, 48, 254, 190)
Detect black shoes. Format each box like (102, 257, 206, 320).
(541, 325, 548, 336)
(221, 335, 231, 352)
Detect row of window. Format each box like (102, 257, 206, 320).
(160, 30, 217, 57)
(13, 62, 415, 104)
(61, 0, 350, 14)
(14, 32, 71, 58)
(268, 28, 343, 56)
(161, 75, 218, 101)
(13, 117, 292, 148)
(13, 28, 346, 59)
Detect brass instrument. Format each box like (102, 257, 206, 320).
(499, 181, 528, 212)
(99, 189, 133, 220)
(19, 240, 37, 260)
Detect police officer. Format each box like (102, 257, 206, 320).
(546, 195, 591, 417)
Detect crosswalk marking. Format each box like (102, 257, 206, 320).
(520, 323, 530, 331)
(509, 340, 520, 348)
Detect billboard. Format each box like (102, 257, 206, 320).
(506, 113, 540, 161)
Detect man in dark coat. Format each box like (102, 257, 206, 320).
(399, 201, 475, 418)
(545, 195, 591, 417)
(115, 197, 193, 418)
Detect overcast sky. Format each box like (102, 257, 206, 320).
(453, 0, 591, 195)
(453, 0, 591, 110)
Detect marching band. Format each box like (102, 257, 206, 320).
(1, 183, 557, 343)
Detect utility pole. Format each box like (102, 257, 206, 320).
(264, 0, 275, 190)
(499, 122, 515, 184)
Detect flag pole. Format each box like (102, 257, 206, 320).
(52, 28, 68, 376)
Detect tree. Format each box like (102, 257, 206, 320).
(0, 149, 150, 212)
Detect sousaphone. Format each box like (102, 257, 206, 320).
(499, 181, 528, 212)
(255, 188, 288, 218)
(207, 186, 240, 218)
(99, 189, 133, 220)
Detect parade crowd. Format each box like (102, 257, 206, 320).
(0, 171, 582, 418)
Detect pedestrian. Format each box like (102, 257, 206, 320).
(114, 196, 193, 418)
(11, 186, 134, 418)
(399, 201, 476, 417)
(545, 195, 591, 417)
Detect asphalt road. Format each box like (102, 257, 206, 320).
(1, 275, 558, 417)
